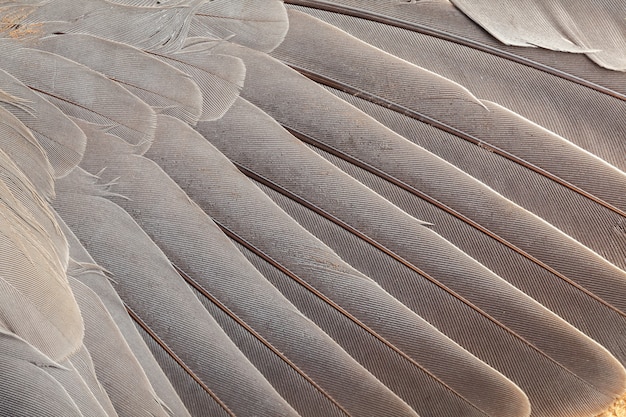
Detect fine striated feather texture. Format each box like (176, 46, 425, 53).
(195, 96, 626, 417)
(0, 69, 86, 179)
(54, 166, 302, 417)
(1, 1, 625, 417)
(0, 333, 83, 417)
(35, 33, 204, 125)
(449, 0, 626, 71)
(0, 146, 82, 363)
(74, 121, 432, 417)
(62, 221, 192, 417)
(22, 0, 205, 53)
(284, 0, 626, 172)
(0, 106, 54, 199)
(156, 46, 245, 121)
(191, 0, 289, 53)
(150, 113, 530, 417)
(0, 40, 157, 146)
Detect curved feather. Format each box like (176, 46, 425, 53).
(286, 4, 626, 193)
(54, 167, 302, 417)
(0, 69, 86, 179)
(225, 15, 626, 318)
(35, 33, 203, 125)
(67, 276, 172, 417)
(0, 146, 81, 362)
(155, 45, 245, 121)
(75, 123, 434, 417)
(283, 0, 626, 97)
(0, 333, 83, 417)
(0, 106, 54, 199)
(22, 0, 204, 53)
(195, 97, 626, 417)
(61, 218, 192, 417)
(449, 0, 626, 71)
(147, 114, 531, 417)
(0, 40, 156, 146)
(190, 0, 289, 53)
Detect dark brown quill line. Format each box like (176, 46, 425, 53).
(285, 64, 626, 222)
(279, 123, 626, 320)
(211, 215, 493, 416)
(283, 0, 626, 102)
(170, 263, 354, 417)
(231, 161, 608, 395)
(125, 305, 236, 417)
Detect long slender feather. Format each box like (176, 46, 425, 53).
(0, 333, 83, 417)
(54, 166, 302, 417)
(61, 217, 192, 417)
(286, 4, 626, 188)
(147, 113, 528, 417)
(1, 2, 625, 416)
(195, 97, 626, 417)
(0, 146, 81, 362)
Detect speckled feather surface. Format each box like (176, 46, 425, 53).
(0, 1, 625, 416)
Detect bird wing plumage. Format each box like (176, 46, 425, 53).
(0, 1, 625, 417)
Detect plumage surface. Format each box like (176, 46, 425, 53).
(0, 1, 625, 417)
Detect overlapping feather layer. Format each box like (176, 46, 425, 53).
(0, 1, 624, 417)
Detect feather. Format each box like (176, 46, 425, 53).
(67, 275, 172, 417)
(283, 1, 626, 172)
(44, 355, 112, 417)
(66, 346, 119, 417)
(1, 2, 625, 416)
(21, 0, 204, 53)
(35, 33, 203, 125)
(0, 69, 86, 179)
(54, 166, 302, 417)
(61, 218, 192, 417)
(73, 121, 431, 417)
(195, 97, 626, 417)
(0, 146, 82, 362)
(0, 105, 54, 199)
(147, 113, 528, 417)
(0, 40, 156, 146)
(155, 45, 245, 121)
(0, 333, 83, 417)
(190, 0, 289, 53)
(223, 12, 626, 320)
(283, 0, 626, 97)
(449, 0, 626, 71)
(286, 4, 626, 194)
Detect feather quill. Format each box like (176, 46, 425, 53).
(195, 97, 626, 417)
(54, 166, 302, 417)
